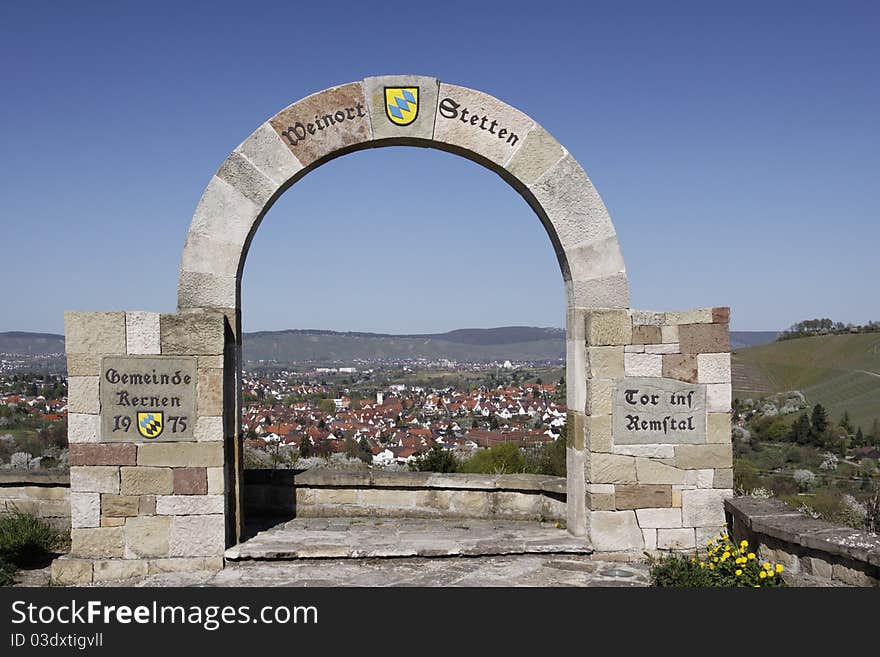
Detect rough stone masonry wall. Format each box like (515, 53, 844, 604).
(0, 471, 70, 532)
(54, 310, 229, 585)
(578, 306, 733, 553)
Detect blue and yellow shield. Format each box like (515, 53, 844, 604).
(384, 87, 419, 126)
(137, 412, 164, 439)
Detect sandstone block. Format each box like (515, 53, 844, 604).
(586, 414, 612, 452)
(68, 376, 99, 414)
(177, 271, 237, 310)
(624, 344, 644, 353)
(697, 353, 731, 384)
(565, 237, 627, 282)
(615, 484, 672, 509)
(636, 507, 682, 529)
(67, 353, 100, 376)
(679, 323, 729, 354)
(674, 444, 733, 469)
(234, 122, 303, 186)
(125, 311, 160, 355)
(505, 125, 565, 186)
(706, 384, 732, 412)
(68, 412, 100, 443)
(24, 486, 68, 500)
(662, 353, 698, 383)
(586, 378, 614, 415)
(642, 528, 657, 551)
(198, 369, 224, 416)
(269, 82, 371, 168)
(631, 310, 664, 326)
(169, 514, 226, 557)
(645, 343, 679, 354)
(714, 468, 734, 488)
(51, 558, 93, 586)
(585, 310, 632, 346)
(586, 346, 624, 379)
(657, 528, 696, 550)
(70, 527, 124, 558)
(589, 510, 644, 552)
(93, 559, 149, 582)
(632, 325, 661, 344)
(69, 443, 136, 466)
(156, 494, 224, 515)
(124, 515, 171, 558)
(363, 74, 440, 141)
(661, 325, 679, 343)
(159, 312, 226, 355)
(70, 466, 119, 494)
(139, 495, 157, 515)
(137, 442, 224, 467)
(65, 311, 126, 355)
(101, 494, 139, 517)
(121, 467, 173, 495)
(567, 411, 585, 450)
(707, 413, 732, 443)
(635, 458, 687, 485)
(70, 492, 101, 529)
(147, 556, 224, 575)
(174, 468, 207, 495)
(624, 353, 662, 377)
(589, 453, 637, 484)
(712, 307, 730, 323)
(195, 416, 224, 442)
(681, 489, 732, 527)
(101, 518, 125, 527)
(666, 308, 713, 325)
(586, 491, 616, 511)
(613, 444, 674, 458)
(215, 150, 276, 208)
(206, 468, 225, 495)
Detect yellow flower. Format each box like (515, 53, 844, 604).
(713, 557, 719, 563)
(740, 540, 748, 548)
(735, 569, 742, 576)
(763, 562, 772, 570)
(747, 553, 755, 560)
(722, 551, 730, 559)
(699, 562, 705, 568)
(768, 571, 775, 577)
(776, 564, 784, 573)
(759, 571, 766, 579)
(709, 563, 714, 570)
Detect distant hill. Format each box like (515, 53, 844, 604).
(0, 332, 65, 355)
(730, 331, 778, 349)
(732, 333, 880, 431)
(242, 326, 566, 364)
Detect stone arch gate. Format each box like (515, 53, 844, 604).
(56, 76, 733, 584)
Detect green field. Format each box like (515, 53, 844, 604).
(732, 333, 880, 431)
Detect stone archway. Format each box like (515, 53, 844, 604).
(177, 75, 629, 543)
(56, 76, 733, 585)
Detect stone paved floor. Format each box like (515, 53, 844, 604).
(226, 517, 593, 560)
(90, 555, 649, 587)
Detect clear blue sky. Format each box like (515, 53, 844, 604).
(1, 1, 877, 334)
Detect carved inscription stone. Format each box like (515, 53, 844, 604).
(100, 356, 197, 442)
(613, 377, 706, 445)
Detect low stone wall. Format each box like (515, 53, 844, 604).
(0, 471, 71, 532)
(245, 469, 567, 522)
(726, 497, 880, 587)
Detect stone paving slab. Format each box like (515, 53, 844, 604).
(86, 555, 648, 587)
(225, 518, 592, 561)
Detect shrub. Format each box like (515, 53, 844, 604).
(647, 532, 785, 587)
(0, 508, 67, 566)
(409, 445, 459, 473)
(0, 558, 16, 586)
(461, 443, 527, 474)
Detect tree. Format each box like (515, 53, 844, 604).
(810, 404, 828, 443)
(840, 411, 854, 434)
(790, 413, 812, 445)
(855, 427, 865, 446)
(299, 440, 312, 459)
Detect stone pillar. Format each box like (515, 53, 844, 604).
(583, 307, 733, 555)
(53, 310, 231, 585)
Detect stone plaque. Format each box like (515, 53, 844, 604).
(100, 356, 197, 442)
(613, 377, 706, 445)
